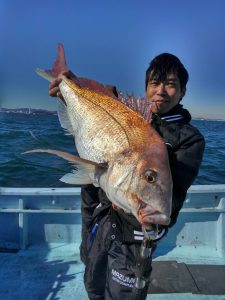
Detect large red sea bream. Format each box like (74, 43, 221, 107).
(25, 43, 172, 228)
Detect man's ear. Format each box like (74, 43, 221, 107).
(181, 87, 186, 98)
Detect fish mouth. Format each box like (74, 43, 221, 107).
(140, 213, 170, 227)
(138, 203, 170, 226)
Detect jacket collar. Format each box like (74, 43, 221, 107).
(153, 104, 192, 123)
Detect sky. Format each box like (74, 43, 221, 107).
(1, 0, 225, 120)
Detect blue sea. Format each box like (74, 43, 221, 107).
(0, 112, 225, 187)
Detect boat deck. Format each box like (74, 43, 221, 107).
(0, 186, 225, 299)
(0, 243, 225, 300)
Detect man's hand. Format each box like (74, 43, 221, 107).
(49, 78, 63, 98)
(48, 69, 118, 102)
(48, 70, 78, 102)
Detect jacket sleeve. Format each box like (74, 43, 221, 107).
(81, 185, 101, 227)
(169, 127, 205, 226)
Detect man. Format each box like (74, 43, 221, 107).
(49, 53, 205, 300)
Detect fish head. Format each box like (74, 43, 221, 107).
(104, 143, 172, 228)
(133, 143, 173, 228)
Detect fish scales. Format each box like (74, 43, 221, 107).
(61, 76, 160, 151)
(59, 81, 131, 162)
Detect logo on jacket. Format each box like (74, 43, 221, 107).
(111, 269, 135, 288)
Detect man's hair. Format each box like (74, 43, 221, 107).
(145, 53, 189, 91)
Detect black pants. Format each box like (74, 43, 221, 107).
(83, 212, 153, 300)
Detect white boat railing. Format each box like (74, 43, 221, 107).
(0, 185, 225, 261)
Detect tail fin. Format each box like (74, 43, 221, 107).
(36, 43, 69, 82)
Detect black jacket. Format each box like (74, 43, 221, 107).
(151, 104, 205, 226)
(81, 104, 205, 230)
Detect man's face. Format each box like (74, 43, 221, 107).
(146, 73, 186, 114)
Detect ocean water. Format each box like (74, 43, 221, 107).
(0, 112, 225, 187)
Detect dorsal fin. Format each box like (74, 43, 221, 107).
(117, 92, 152, 122)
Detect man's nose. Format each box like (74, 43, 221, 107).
(156, 83, 166, 94)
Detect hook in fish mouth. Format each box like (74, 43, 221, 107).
(142, 224, 159, 238)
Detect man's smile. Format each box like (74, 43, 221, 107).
(153, 99, 168, 103)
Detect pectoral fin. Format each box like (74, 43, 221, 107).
(57, 100, 74, 135)
(23, 149, 108, 185)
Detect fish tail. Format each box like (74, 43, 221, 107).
(36, 43, 69, 82)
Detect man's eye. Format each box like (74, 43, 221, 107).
(167, 82, 176, 87)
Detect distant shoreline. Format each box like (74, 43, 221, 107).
(0, 107, 224, 121)
(0, 107, 57, 116)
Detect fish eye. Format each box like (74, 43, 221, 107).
(145, 170, 157, 183)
